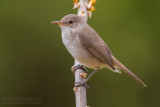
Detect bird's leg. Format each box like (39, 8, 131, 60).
(74, 70, 98, 89)
(71, 64, 88, 74)
(85, 69, 97, 82)
(72, 64, 89, 91)
(74, 82, 90, 91)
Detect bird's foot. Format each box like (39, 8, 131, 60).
(74, 80, 90, 91)
(71, 65, 88, 74)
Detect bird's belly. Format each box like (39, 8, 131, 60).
(64, 40, 104, 69)
(62, 31, 105, 69)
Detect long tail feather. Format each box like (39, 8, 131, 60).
(111, 55, 147, 88)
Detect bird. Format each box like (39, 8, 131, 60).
(51, 14, 147, 88)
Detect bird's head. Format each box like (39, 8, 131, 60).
(51, 14, 85, 29)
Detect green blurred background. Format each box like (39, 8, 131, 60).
(0, 0, 160, 107)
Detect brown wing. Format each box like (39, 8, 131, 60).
(77, 26, 115, 70)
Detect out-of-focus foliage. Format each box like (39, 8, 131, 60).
(0, 0, 160, 107)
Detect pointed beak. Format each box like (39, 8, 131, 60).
(51, 21, 64, 25)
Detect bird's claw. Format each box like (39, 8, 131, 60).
(74, 80, 90, 91)
(71, 65, 88, 74)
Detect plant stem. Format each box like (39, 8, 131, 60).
(73, 0, 89, 107)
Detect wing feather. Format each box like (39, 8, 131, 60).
(77, 26, 114, 70)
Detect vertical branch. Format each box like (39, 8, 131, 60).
(73, 60, 87, 107)
(77, 0, 88, 22)
(73, 0, 88, 107)
(73, 0, 96, 107)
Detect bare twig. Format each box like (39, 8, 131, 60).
(73, 0, 88, 105)
(72, 0, 96, 107)
(73, 60, 87, 107)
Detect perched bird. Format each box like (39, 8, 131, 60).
(52, 14, 147, 87)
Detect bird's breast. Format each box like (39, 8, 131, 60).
(62, 29, 89, 62)
(61, 29, 102, 69)
(62, 28, 75, 48)
(61, 29, 77, 53)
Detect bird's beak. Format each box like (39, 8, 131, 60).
(51, 21, 64, 25)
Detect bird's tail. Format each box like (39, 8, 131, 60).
(111, 55, 147, 88)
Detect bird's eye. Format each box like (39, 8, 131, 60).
(69, 20, 73, 24)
